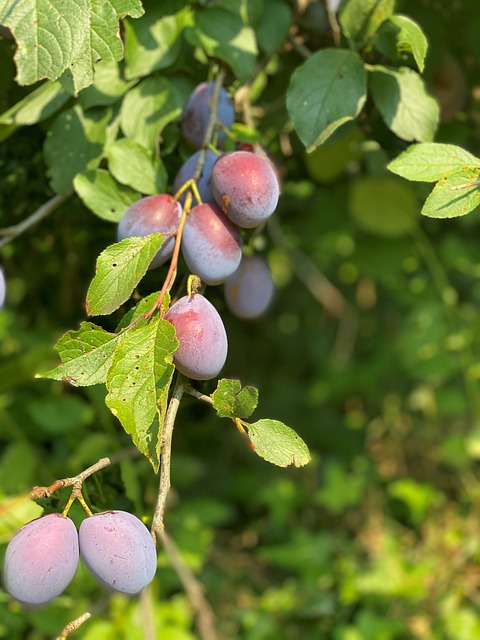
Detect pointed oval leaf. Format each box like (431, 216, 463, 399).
(287, 49, 367, 151)
(36, 322, 118, 387)
(387, 143, 480, 182)
(105, 318, 178, 471)
(246, 419, 311, 468)
(86, 234, 165, 316)
(369, 65, 439, 142)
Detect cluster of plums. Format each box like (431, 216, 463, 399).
(117, 81, 279, 382)
(3, 510, 156, 606)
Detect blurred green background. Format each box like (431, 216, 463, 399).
(2, 0, 480, 638)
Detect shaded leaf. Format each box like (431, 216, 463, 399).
(373, 14, 428, 72)
(339, 0, 395, 49)
(74, 169, 140, 222)
(287, 49, 367, 151)
(212, 379, 258, 419)
(106, 138, 167, 195)
(369, 65, 439, 142)
(185, 8, 257, 82)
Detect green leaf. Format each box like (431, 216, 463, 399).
(338, 0, 395, 49)
(185, 8, 257, 82)
(387, 143, 480, 182)
(105, 318, 178, 471)
(246, 419, 311, 468)
(124, 0, 190, 80)
(36, 322, 119, 386)
(120, 76, 182, 149)
(116, 291, 163, 331)
(212, 379, 258, 419)
(44, 105, 111, 193)
(74, 169, 140, 222)
(0, 0, 144, 91)
(369, 65, 439, 142)
(79, 60, 137, 109)
(86, 234, 165, 316)
(106, 139, 167, 195)
(0, 80, 69, 127)
(349, 177, 418, 238)
(287, 49, 367, 151)
(373, 14, 428, 72)
(422, 170, 480, 219)
(256, 0, 292, 55)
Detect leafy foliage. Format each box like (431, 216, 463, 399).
(2, 0, 480, 638)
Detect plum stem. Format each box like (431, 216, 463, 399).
(55, 611, 92, 639)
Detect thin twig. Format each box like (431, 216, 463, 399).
(31, 457, 112, 500)
(159, 529, 218, 640)
(55, 612, 91, 639)
(0, 193, 70, 249)
(184, 384, 214, 406)
(151, 378, 185, 534)
(287, 33, 312, 59)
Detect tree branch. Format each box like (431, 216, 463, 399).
(0, 193, 70, 249)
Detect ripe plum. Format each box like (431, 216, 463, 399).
(211, 151, 279, 228)
(79, 510, 156, 595)
(117, 195, 182, 268)
(3, 513, 79, 605)
(165, 294, 228, 380)
(182, 203, 243, 285)
(224, 255, 274, 319)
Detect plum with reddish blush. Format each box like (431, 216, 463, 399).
(211, 151, 280, 228)
(182, 203, 243, 285)
(165, 294, 228, 380)
(117, 195, 182, 268)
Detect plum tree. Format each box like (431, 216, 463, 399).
(165, 294, 228, 380)
(211, 151, 280, 228)
(181, 82, 234, 149)
(182, 202, 243, 285)
(173, 149, 218, 205)
(3, 514, 79, 606)
(224, 254, 275, 320)
(79, 510, 157, 595)
(117, 195, 183, 268)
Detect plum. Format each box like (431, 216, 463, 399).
(117, 195, 183, 268)
(181, 82, 234, 149)
(173, 149, 218, 205)
(182, 203, 243, 285)
(3, 513, 79, 606)
(224, 255, 274, 319)
(211, 151, 280, 228)
(165, 294, 228, 380)
(79, 510, 156, 595)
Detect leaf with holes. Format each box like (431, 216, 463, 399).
(36, 322, 119, 386)
(86, 234, 164, 316)
(105, 317, 178, 471)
